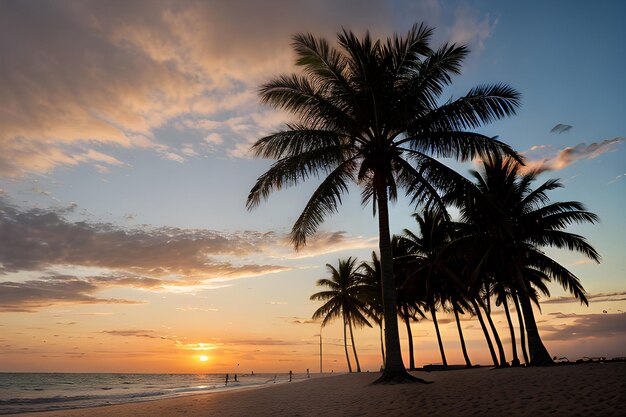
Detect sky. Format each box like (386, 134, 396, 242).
(0, 0, 624, 373)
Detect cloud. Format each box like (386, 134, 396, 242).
(523, 137, 626, 174)
(541, 313, 626, 341)
(275, 231, 378, 259)
(102, 330, 169, 339)
(0, 0, 389, 175)
(175, 341, 220, 351)
(448, 6, 497, 51)
(0, 275, 144, 312)
(1, 1, 495, 176)
(32, 188, 51, 196)
(0, 201, 289, 278)
(0, 199, 377, 311)
(221, 338, 314, 346)
(287, 317, 319, 325)
(550, 124, 573, 134)
(542, 291, 626, 305)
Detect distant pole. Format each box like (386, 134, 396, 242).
(319, 325, 323, 374)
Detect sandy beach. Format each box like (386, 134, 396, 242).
(10, 362, 625, 417)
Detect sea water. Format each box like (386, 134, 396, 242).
(0, 372, 307, 414)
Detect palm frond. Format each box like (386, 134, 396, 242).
(412, 83, 521, 132)
(251, 127, 347, 159)
(526, 252, 588, 305)
(259, 74, 357, 132)
(400, 131, 520, 163)
(246, 146, 347, 210)
(527, 230, 601, 262)
(395, 42, 468, 115)
(291, 160, 355, 249)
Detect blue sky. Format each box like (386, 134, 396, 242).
(0, 0, 624, 372)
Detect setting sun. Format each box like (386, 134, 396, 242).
(199, 355, 209, 362)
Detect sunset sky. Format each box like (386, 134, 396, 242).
(1, 0, 624, 374)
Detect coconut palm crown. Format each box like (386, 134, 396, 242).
(310, 257, 372, 372)
(446, 155, 600, 365)
(246, 23, 521, 382)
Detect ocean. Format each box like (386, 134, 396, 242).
(0, 372, 309, 414)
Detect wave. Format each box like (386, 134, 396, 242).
(0, 389, 170, 406)
(0, 372, 303, 414)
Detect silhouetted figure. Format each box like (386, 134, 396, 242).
(234, 374, 238, 382)
(289, 370, 292, 382)
(306, 368, 310, 378)
(251, 371, 254, 375)
(225, 373, 229, 386)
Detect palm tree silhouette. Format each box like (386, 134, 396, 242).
(447, 155, 599, 365)
(401, 211, 479, 368)
(310, 257, 371, 372)
(246, 23, 520, 382)
(399, 210, 454, 368)
(359, 252, 386, 366)
(391, 236, 426, 370)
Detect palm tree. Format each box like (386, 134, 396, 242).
(451, 302, 473, 367)
(494, 282, 520, 366)
(310, 257, 372, 372)
(359, 251, 386, 366)
(392, 236, 426, 370)
(447, 155, 600, 365)
(246, 23, 520, 382)
(479, 282, 507, 366)
(404, 213, 476, 368)
(400, 210, 457, 368)
(511, 290, 529, 364)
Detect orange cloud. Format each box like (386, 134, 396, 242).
(274, 231, 378, 259)
(522, 137, 625, 174)
(1, 1, 494, 176)
(0, 276, 145, 312)
(542, 313, 626, 341)
(0, 201, 289, 278)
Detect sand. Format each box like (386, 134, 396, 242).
(12, 362, 626, 417)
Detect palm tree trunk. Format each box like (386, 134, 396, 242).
(430, 305, 448, 367)
(347, 314, 361, 372)
(403, 305, 415, 370)
(514, 269, 553, 365)
(453, 307, 472, 367)
(343, 315, 352, 373)
(513, 291, 529, 365)
(374, 182, 424, 383)
(502, 296, 520, 366)
(471, 299, 499, 367)
(379, 320, 385, 367)
(482, 302, 507, 366)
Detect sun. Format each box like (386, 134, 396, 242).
(199, 355, 209, 362)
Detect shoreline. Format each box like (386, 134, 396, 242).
(0, 373, 329, 415)
(6, 362, 625, 417)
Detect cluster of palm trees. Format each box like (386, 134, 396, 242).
(310, 155, 599, 373)
(246, 23, 599, 382)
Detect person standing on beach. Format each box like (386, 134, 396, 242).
(225, 374, 229, 386)
(289, 370, 292, 382)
